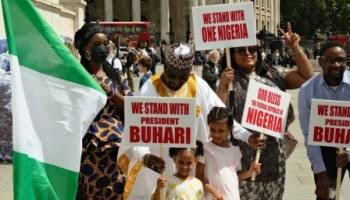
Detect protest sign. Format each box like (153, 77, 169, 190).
(241, 79, 291, 139)
(308, 99, 350, 148)
(192, 2, 256, 51)
(124, 96, 196, 147)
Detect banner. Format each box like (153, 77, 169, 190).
(124, 96, 196, 147)
(192, 2, 256, 50)
(241, 79, 291, 138)
(308, 99, 350, 148)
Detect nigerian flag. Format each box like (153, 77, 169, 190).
(2, 0, 107, 199)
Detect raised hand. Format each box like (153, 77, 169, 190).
(278, 22, 300, 49)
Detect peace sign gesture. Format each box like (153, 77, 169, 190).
(278, 22, 300, 49)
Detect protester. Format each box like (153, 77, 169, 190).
(152, 141, 204, 200)
(298, 41, 350, 200)
(120, 43, 261, 199)
(137, 55, 152, 89)
(74, 22, 128, 199)
(107, 41, 123, 72)
(160, 40, 167, 64)
(196, 107, 261, 200)
(146, 44, 160, 75)
(217, 23, 314, 200)
(202, 49, 222, 91)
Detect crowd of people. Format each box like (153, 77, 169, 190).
(1, 20, 349, 200)
(68, 21, 350, 200)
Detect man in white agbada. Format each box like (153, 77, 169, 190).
(119, 44, 254, 200)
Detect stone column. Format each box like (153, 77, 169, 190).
(60, 0, 86, 31)
(160, 0, 170, 43)
(189, 0, 198, 39)
(275, 0, 280, 34)
(132, 0, 141, 21)
(104, 0, 113, 21)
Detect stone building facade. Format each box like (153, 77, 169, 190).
(87, 0, 280, 44)
(0, 0, 86, 38)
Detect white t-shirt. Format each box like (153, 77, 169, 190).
(199, 142, 242, 200)
(107, 56, 123, 71)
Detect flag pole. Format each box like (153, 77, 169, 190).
(251, 133, 264, 181)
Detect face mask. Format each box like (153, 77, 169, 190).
(90, 44, 109, 63)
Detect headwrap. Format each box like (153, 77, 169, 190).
(165, 43, 194, 70)
(74, 22, 108, 52)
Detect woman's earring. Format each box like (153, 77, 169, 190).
(85, 51, 91, 61)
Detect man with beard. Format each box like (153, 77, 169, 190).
(299, 42, 350, 200)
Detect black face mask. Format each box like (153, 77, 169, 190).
(90, 45, 109, 63)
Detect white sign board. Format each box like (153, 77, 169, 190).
(192, 2, 256, 51)
(241, 79, 291, 139)
(308, 99, 350, 148)
(124, 96, 196, 147)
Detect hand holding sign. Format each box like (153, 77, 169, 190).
(336, 150, 348, 168)
(248, 133, 266, 149)
(278, 22, 300, 49)
(143, 154, 166, 173)
(220, 66, 234, 88)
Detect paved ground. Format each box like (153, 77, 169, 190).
(1, 64, 350, 200)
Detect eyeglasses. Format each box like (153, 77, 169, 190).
(235, 46, 258, 55)
(321, 56, 347, 65)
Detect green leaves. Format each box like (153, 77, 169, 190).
(281, 0, 350, 38)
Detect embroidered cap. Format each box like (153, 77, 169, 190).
(165, 43, 194, 70)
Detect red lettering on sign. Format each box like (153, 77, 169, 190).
(313, 127, 350, 144)
(169, 103, 189, 115)
(202, 26, 217, 42)
(317, 105, 329, 116)
(130, 126, 140, 142)
(267, 91, 281, 106)
(203, 13, 212, 24)
(131, 102, 143, 114)
(129, 126, 191, 144)
(217, 23, 248, 41)
(257, 88, 268, 101)
(246, 107, 282, 133)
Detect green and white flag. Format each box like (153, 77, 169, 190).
(2, 0, 107, 199)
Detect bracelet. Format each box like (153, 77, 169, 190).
(290, 47, 301, 54)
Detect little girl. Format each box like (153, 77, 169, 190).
(196, 106, 261, 200)
(152, 141, 204, 200)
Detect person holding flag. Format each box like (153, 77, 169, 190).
(2, 0, 107, 199)
(217, 23, 314, 199)
(73, 22, 132, 199)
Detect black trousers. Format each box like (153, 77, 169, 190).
(313, 147, 350, 200)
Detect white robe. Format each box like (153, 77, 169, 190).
(121, 74, 250, 200)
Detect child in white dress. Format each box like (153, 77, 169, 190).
(196, 107, 261, 200)
(152, 141, 204, 200)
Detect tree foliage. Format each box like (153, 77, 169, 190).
(281, 0, 350, 38)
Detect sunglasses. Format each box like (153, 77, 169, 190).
(235, 46, 258, 55)
(320, 56, 347, 65)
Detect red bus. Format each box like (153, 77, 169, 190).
(100, 21, 157, 49)
(327, 32, 350, 47)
